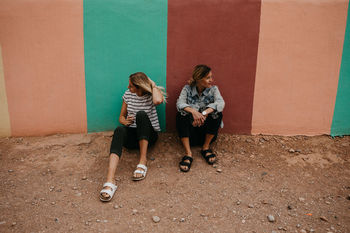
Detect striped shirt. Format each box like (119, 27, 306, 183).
(122, 89, 160, 131)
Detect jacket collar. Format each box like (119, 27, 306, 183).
(191, 85, 210, 97)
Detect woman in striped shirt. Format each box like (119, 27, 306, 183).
(100, 72, 165, 202)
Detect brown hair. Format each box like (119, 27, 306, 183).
(188, 64, 211, 86)
(129, 72, 167, 101)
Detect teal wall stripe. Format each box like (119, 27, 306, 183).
(331, 2, 350, 136)
(84, 0, 167, 132)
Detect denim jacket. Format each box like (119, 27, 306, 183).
(176, 85, 225, 119)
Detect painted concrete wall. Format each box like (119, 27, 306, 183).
(0, 0, 349, 136)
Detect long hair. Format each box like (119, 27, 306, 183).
(188, 64, 211, 86)
(129, 72, 167, 102)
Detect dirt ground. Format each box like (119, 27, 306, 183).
(0, 132, 349, 233)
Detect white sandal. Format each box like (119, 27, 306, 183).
(99, 182, 117, 202)
(132, 164, 147, 181)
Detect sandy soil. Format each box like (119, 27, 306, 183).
(0, 132, 349, 233)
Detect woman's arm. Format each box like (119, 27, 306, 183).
(177, 86, 205, 126)
(205, 86, 225, 113)
(148, 77, 164, 105)
(119, 101, 134, 126)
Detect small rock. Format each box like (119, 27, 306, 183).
(271, 231, 278, 233)
(278, 227, 283, 230)
(150, 157, 155, 161)
(11, 222, 16, 226)
(113, 205, 119, 209)
(298, 197, 305, 202)
(103, 220, 108, 223)
(75, 192, 82, 197)
(81, 176, 87, 180)
(85, 221, 90, 226)
(310, 229, 315, 232)
(8, 170, 14, 173)
(172, 218, 177, 222)
(96, 219, 101, 223)
(51, 202, 56, 205)
(346, 195, 350, 200)
(236, 201, 241, 205)
(289, 148, 295, 153)
(242, 219, 246, 223)
(54, 218, 59, 223)
(267, 215, 275, 222)
(320, 216, 328, 222)
(0, 221, 6, 225)
(132, 209, 138, 215)
(152, 216, 160, 223)
(248, 204, 254, 208)
(72, 187, 78, 190)
(261, 172, 268, 176)
(180, 218, 185, 222)
(216, 169, 222, 173)
(213, 164, 217, 168)
(300, 230, 307, 233)
(287, 205, 292, 210)
(325, 201, 331, 205)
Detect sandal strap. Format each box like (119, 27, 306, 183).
(179, 161, 191, 166)
(102, 182, 117, 191)
(136, 164, 147, 172)
(204, 153, 216, 159)
(201, 149, 213, 156)
(181, 155, 193, 163)
(134, 169, 146, 175)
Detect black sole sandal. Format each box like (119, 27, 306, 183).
(201, 149, 216, 165)
(179, 155, 193, 172)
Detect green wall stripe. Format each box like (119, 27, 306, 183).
(331, 2, 350, 136)
(84, 0, 167, 132)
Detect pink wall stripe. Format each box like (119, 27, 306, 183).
(252, 0, 348, 135)
(0, 0, 87, 136)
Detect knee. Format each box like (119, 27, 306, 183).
(136, 111, 148, 123)
(136, 111, 147, 119)
(114, 126, 126, 136)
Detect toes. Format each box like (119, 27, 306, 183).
(101, 192, 110, 199)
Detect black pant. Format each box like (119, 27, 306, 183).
(110, 111, 158, 157)
(176, 111, 223, 146)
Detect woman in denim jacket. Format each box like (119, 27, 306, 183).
(176, 64, 225, 172)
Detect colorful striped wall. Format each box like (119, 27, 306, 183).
(0, 0, 349, 137)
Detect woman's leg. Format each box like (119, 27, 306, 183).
(101, 126, 127, 200)
(134, 111, 158, 178)
(176, 112, 194, 171)
(201, 113, 223, 163)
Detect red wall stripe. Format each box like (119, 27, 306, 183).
(166, 0, 261, 133)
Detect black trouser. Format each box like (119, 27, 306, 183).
(176, 111, 223, 146)
(110, 111, 158, 157)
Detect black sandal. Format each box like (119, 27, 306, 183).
(201, 149, 216, 165)
(179, 155, 193, 172)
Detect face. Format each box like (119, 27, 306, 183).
(128, 80, 143, 96)
(197, 71, 213, 89)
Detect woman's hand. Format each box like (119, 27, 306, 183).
(191, 110, 205, 127)
(121, 115, 134, 126)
